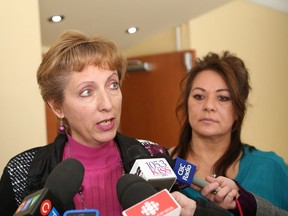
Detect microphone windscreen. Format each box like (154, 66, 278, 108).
(45, 158, 85, 207)
(127, 145, 151, 166)
(117, 174, 157, 210)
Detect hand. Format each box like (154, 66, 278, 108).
(201, 176, 239, 210)
(171, 191, 196, 216)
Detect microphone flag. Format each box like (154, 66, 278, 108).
(122, 189, 181, 216)
(13, 188, 62, 216)
(129, 158, 176, 191)
(173, 157, 197, 186)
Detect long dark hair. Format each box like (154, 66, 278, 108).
(171, 51, 253, 176)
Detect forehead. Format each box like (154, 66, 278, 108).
(192, 70, 228, 89)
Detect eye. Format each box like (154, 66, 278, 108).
(110, 81, 119, 90)
(193, 94, 205, 100)
(80, 89, 92, 97)
(218, 95, 230, 101)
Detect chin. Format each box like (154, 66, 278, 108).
(97, 130, 117, 143)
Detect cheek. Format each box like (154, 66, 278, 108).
(116, 99, 122, 116)
(223, 107, 237, 124)
(188, 99, 200, 114)
(62, 100, 88, 120)
(115, 94, 122, 110)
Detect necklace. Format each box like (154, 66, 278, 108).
(67, 142, 88, 209)
(211, 173, 217, 178)
(190, 152, 217, 178)
(66, 139, 125, 209)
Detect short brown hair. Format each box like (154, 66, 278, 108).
(37, 30, 127, 106)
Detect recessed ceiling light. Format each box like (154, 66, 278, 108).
(48, 15, 65, 23)
(126, 27, 139, 34)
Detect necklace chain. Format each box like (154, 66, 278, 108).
(189, 152, 217, 178)
(66, 140, 125, 209)
(67, 142, 88, 209)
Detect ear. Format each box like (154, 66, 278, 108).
(47, 99, 64, 119)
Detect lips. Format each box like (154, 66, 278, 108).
(98, 119, 112, 126)
(200, 118, 217, 123)
(96, 118, 115, 131)
(98, 119, 113, 126)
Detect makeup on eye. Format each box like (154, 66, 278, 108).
(218, 95, 231, 102)
(80, 88, 93, 97)
(108, 81, 119, 90)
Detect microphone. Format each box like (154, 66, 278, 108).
(117, 174, 181, 216)
(127, 145, 176, 191)
(126, 145, 151, 170)
(155, 153, 220, 191)
(64, 209, 100, 216)
(13, 158, 85, 216)
(129, 156, 177, 191)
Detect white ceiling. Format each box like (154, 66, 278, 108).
(39, 0, 232, 49)
(39, 0, 288, 50)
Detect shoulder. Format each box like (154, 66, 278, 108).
(167, 146, 176, 155)
(242, 145, 287, 173)
(136, 138, 168, 156)
(6, 147, 42, 171)
(4, 146, 43, 205)
(115, 132, 168, 156)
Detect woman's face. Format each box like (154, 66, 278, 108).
(188, 69, 237, 139)
(56, 65, 122, 146)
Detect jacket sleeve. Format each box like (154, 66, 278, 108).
(0, 166, 18, 216)
(254, 194, 288, 216)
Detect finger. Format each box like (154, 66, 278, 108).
(214, 186, 231, 203)
(171, 191, 197, 216)
(222, 190, 238, 209)
(206, 176, 218, 183)
(216, 176, 239, 190)
(201, 182, 220, 197)
(216, 189, 238, 209)
(190, 183, 202, 191)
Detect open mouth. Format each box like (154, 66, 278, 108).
(98, 119, 113, 126)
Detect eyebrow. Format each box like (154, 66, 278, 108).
(191, 87, 230, 93)
(75, 72, 119, 88)
(109, 72, 119, 79)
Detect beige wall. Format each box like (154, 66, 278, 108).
(188, 0, 288, 162)
(123, 1, 288, 162)
(0, 1, 46, 172)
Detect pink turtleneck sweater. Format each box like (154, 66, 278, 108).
(62, 135, 123, 216)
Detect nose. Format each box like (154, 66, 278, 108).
(203, 96, 216, 112)
(97, 90, 113, 112)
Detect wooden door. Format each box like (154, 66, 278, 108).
(120, 50, 195, 148)
(46, 104, 58, 143)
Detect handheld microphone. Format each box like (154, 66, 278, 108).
(13, 158, 85, 216)
(155, 153, 220, 191)
(117, 174, 181, 216)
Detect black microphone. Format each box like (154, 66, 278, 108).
(118, 174, 230, 216)
(117, 174, 158, 210)
(117, 174, 181, 215)
(13, 158, 84, 216)
(126, 145, 151, 169)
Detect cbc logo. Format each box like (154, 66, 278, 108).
(140, 201, 160, 215)
(40, 199, 52, 215)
